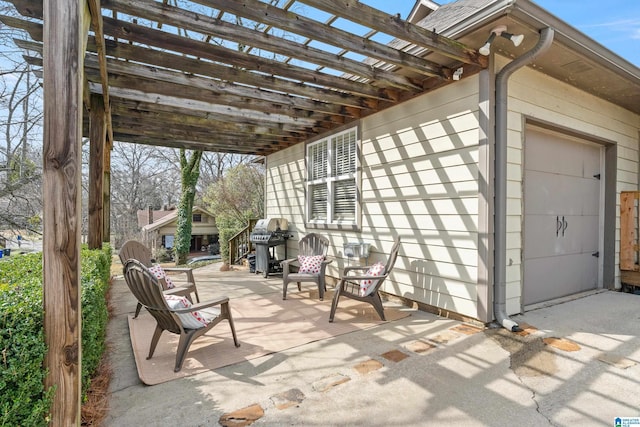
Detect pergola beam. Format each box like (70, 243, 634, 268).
(299, 0, 486, 66)
(86, 0, 113, 145)
(195, 0, 449, 80)
(92, 84, 319, 127)
(101, 16, 422, 93)
(107, 0, 448, 80)
(83, 57, 362, 118)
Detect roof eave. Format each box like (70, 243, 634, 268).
(509, 0, 640, 81)
(440, 0, 639, 81)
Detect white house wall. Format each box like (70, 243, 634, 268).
(503, 60, 640, 314)
(266, 63, 640, 322)
(266, 77, 483, 320)
(266, 144, 306, 229)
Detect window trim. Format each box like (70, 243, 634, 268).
(304, 125, 361, 231)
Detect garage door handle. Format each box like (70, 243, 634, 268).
(562, 216, 568, 236)
(556, 216, 562, 237)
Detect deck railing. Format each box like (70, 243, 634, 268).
(228, 219, 257, 265)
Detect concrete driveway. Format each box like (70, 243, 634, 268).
(104, 263, 640, 426)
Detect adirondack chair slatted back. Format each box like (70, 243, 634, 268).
(298, 233, 330, 257)
(119, 239, 200, 318)
(124, 260, 182, 334)
(119, 240, 153, 267)
(383, 237, 401, 279)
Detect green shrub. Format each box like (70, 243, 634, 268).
(152, 247, 173, 263)
(0, 244, 112, 426)
(80, 245, 112, 394)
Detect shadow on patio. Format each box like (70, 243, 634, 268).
(104, 261, 640, 426)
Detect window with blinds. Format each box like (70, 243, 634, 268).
(310, 183, 328, 220)
(306, 127, 358, 225)
(333, 179, 355, 220)
(308, 141, 327, 181)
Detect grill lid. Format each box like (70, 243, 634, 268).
(253, 218, 288, 233)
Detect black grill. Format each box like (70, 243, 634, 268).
(249, 233, 288, 245)
(249, 218, 290, 277)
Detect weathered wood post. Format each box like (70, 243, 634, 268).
(88, 94, 105, 249)
(103, 138, 111, 243)
(42, 0, 85, 423)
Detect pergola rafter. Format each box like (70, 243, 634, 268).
(2, 0, 484, 156)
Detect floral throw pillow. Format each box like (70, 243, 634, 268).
(164, 295, 208, 329)
(148, 264, 175, 289)
(360, 262, 386, 297)
(297, 255, 324, 275)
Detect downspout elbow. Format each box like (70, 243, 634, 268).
(494, 27, 555, 332)
(496, 27, 555, 101)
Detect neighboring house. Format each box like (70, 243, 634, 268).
(264, 0, 640, 325)
(138, 206, 219, 254)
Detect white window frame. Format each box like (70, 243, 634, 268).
(305, 127, 359, 228)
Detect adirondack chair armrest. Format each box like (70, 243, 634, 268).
(163, 267, 193, 272)
(162, 267, 195, 286)
(340, 274, 387, 282)
(171, 296, 230, 314)
(281, 258, 298, 268)
(341, 265, 371, 276)
(318, 258, 333, 272)
(164, 286, 194, 298)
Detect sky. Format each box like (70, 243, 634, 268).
(364, 0, 640, 67)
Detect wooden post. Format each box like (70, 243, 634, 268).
(103, 138, 111, 243)
(620, 191, 639, 271)
(42, 0, 84, 423)
(88, 94, 105, 249)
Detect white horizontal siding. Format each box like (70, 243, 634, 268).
(362, 181, 477, 201)
(265, 144, 307, 258)
(265, 58, 639, 321)
(362, 81, 482, 319)
(265, 78, 483, 320)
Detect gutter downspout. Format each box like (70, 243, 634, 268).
(494, 27, 555, 332)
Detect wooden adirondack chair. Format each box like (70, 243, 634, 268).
(329, 237, 401, 322)
(281, 233, 332, 300)
(123, 259, 239, 372)
(119, 240, 200, 318)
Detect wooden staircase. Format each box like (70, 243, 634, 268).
(228, 219, 257, 265)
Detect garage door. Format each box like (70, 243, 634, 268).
(523, 127, 602, 306)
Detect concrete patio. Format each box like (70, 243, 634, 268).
(103, 263, 640, 426)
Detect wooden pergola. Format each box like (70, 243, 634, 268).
(1, 0, 485, 423)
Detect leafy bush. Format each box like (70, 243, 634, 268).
(0, 254, 51, 427)
(203, 163, 264, 263)
(80, 246, 112, 394)
(0, 244, 112, 426)
(153, 246, 173, 263)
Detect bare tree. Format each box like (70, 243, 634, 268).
(109, 142, 174, 246)
(0, 12, 44, 241)
(198, 152, 253, 190)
